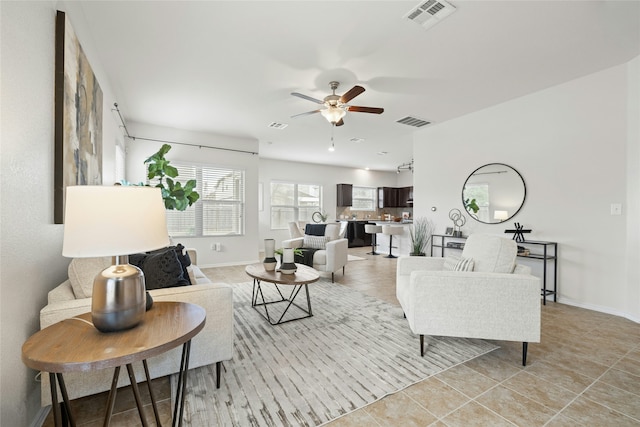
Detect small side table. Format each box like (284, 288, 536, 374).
(22, 302, 206, 427)
(245, 263, 320, 325)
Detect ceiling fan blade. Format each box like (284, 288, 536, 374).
(335, 118, 345, 127)
(291, 92, 324, 104)
(291, 110, 321, 118)
(340, 85, 365, 104)
(347, 106, 384, 114)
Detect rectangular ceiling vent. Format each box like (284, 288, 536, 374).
(404, 0, 457, 30)
(267, 122, 288, 130)
(396, 116, 431, 128)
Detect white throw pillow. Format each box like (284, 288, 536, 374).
(442, 256, 460, 271)
(303, 235, 329, 250)
(68, 257, 111, 299)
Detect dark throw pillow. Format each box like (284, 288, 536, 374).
(173, 243, 192, 285)
(140, 248, 190, 290)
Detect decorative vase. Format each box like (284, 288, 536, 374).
(263, 239, 277, 271)
(279, 247, 297, 274)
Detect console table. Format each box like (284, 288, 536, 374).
(431, 234, 558, 305)
(22, 302, 206, 427)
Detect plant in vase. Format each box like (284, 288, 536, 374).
(410, 217, 435, 256)
(275, 248, 303, 274)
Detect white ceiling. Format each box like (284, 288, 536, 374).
(75, 1, 640, 172)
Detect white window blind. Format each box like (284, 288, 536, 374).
(270, 181, 322, 230)
(162, 163, 245, 237)
(351, 186, 376, 211)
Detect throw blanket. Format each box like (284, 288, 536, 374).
(295, 248, 318, 267)
(305, 224, 326, 236)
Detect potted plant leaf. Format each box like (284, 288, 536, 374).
(410, 217, 435, 256)
(122, 144, 200, 211)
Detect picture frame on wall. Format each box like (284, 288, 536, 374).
(445, 227, 454, 236)
(54, 10, 104, 224)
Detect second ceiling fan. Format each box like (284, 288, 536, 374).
(291, 81, 384, 126)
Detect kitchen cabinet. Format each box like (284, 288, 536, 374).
(398, 186, 413, 207)
(378, 187, 398, 208)
(378, 186, 413, 207)
(337, 184, 353, 206)
(343, 221, 372, 248)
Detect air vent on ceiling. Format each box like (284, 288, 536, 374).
(349, 137, 365, 143)
(267, 122, 288, 130)
(396, 116, 431, 128)
(404, 0, 457, 30)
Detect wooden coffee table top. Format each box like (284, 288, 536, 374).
(245, 263, 320, 285)
(22, 302, 206, 373)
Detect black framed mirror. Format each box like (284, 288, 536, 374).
(462, 163, 526, 224)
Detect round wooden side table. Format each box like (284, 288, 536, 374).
(22, 301, 206, 427)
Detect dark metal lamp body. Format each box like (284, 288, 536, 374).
(92, 259, 145, 333)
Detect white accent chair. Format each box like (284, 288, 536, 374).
(282, 223, 348, 282)
(288, 221, 304, 238)
(396, 234, 541, 365)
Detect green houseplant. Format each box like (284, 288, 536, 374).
(143, 144, 200, 210)
(410, 217, 435, 256)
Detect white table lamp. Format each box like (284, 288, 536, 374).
(63, 186, 169, 332)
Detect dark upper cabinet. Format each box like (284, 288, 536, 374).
(378, 186, 413, 207)
(398, 186, 414, 207)
(378, 187, 398, 208)
(337, 184, 353, 206)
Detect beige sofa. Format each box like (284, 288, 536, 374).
(396, 234, 541, 366)
(39, 249, 233, 405)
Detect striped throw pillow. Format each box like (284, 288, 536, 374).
(303, 235, 329, 249)
(454, 257, 475, 272)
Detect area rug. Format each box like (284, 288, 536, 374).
(175, 279, 498, 426)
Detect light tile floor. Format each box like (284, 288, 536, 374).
(44, 247, 640, 426)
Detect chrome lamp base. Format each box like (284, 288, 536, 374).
(91, 262, 146, 333)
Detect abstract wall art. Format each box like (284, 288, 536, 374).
(54, 10, 103, 224)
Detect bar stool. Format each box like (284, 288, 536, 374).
(364, 224, 382, 255)
(382, 225, 403, 258)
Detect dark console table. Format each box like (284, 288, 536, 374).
(431, 234, 558, 305)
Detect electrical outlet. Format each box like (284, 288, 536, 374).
(610, 203, 622, 216)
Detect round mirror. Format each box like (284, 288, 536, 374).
(462, 163, 526, 224)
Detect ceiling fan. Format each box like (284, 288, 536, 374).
(291, 81, 384, 127)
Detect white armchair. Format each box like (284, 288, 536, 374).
(282, 223, 348, 282)
(396, 234, 541, 366)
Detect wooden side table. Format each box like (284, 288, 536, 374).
(22, 302, 206, 427)
(245, 263, 320, 325)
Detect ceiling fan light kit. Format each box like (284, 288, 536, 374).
(291, 81, 383, 127)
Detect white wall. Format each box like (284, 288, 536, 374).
(125, 122, 260, 267)
(413, 59, 640, 321)
(258, 159, 401, 249)
(0, 2, 121, 425)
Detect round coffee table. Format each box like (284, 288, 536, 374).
(245, 263, 319, 325)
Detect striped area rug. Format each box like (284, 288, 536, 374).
(177, 279, 497, 426)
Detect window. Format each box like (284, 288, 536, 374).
(161, 163, 245, 237)
(270, 182, 322, 229)
(351, 186, 376, 211)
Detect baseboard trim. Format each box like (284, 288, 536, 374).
(557, 297, 640, 324)
(30, 405, 50, 427)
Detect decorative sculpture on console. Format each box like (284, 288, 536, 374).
(448, 209, 466, 237)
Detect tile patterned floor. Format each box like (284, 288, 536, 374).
(44, 247, 640, 426)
